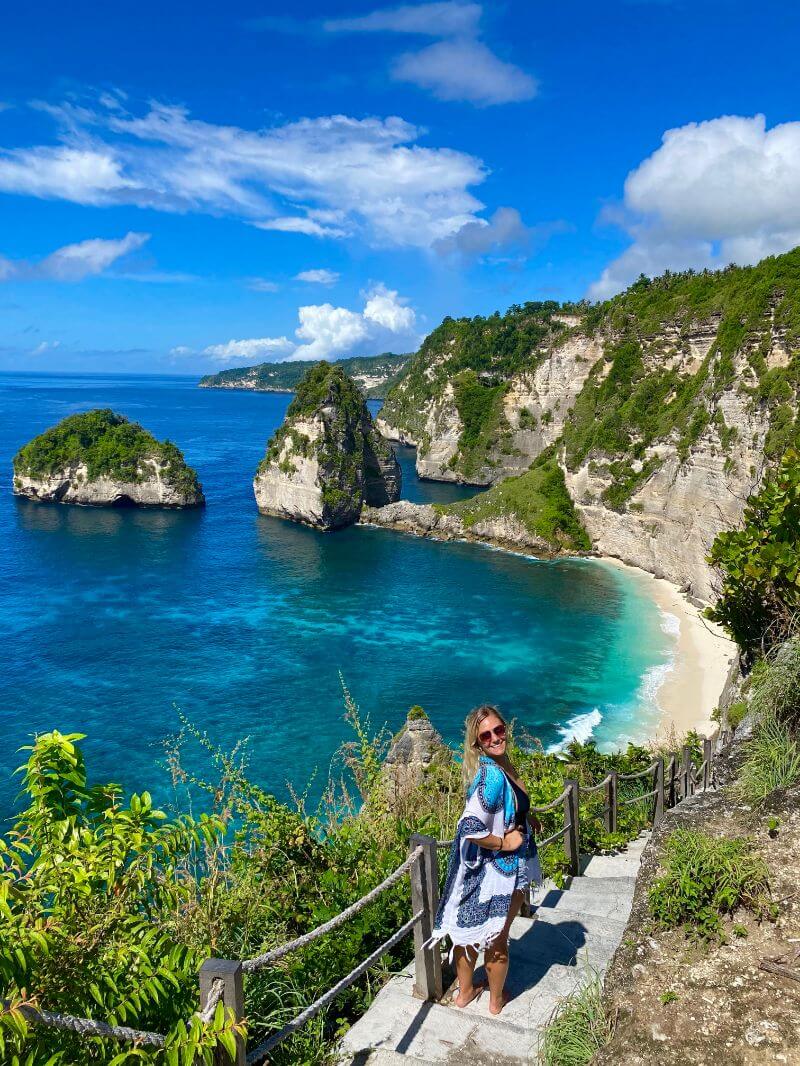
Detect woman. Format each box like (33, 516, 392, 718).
(429, 705, 541, 1016)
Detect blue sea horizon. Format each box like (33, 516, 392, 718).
(0, 373, 676, 818)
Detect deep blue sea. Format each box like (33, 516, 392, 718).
(0, 373, 676, 818)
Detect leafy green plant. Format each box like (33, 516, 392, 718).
(659, 991, 679, 1005)
(0, 731, 236, 1064)
(707, 451, 800, 655)
(538, 975, 613, 1066)
(648, 829, 771, 941)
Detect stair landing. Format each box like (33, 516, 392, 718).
(339, 833, 649, 1065)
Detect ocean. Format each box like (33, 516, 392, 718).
(0, 372, 676, 817)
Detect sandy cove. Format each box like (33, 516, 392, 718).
(577, 557, 738, 741)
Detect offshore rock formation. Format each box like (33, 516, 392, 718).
(376, 253, 800, 602)
(13, 410, 204, 508)
(253, 362, 401, 530)
(382, 708, 447, 801)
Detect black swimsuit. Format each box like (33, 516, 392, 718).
(508, 775, 530, 830)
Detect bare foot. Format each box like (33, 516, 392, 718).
(488, 991, 511, 1016)
(454, 982, 486, 1008)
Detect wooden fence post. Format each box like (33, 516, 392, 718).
(668, 754, 677, 808)
(653, 758, 665, 825)
(199, 959, 245, 1066)
(604, 771, 618, 835)
(563, 779, 580, 878)
(703, 737, 712, 790)
(681, 746, 692, 799)
(409, 834, 443, 1002)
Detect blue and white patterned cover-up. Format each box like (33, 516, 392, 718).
(430, 756, 542, 955)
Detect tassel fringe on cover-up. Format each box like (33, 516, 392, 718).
(429, 756, 542, 958)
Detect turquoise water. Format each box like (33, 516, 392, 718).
(0, 373, 675, 817)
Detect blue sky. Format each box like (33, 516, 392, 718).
(1, 0, 799, 373)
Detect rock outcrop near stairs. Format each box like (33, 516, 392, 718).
(254, 362, 401, 530)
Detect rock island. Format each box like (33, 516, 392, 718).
(13, 409, 205, 508)
(253, 362, 401, 529)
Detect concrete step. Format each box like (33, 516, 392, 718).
(535, 886, 634, 922)
(359, 1051, 438, 1066)
(580, 853, 646, 878)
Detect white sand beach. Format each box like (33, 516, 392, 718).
(599, 557, 739, 740)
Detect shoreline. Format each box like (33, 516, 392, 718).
(359, 513, 737, 742)
(591, 557, 738, 741)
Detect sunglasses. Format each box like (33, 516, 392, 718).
(478, 723, 506, 745)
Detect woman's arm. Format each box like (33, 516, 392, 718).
(466, 829, 525, 852)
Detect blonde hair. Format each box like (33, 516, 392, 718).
(461, 704, 510, 788)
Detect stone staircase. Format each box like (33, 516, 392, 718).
(339, 833, 650, 1065)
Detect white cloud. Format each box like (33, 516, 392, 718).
(324, 2, 482, 36)
(202, 337, 295, 363)
(293, 304, 369, 360)
(294, 268, 340, 285)
(0, 232, 149, 283)
(31, 340, 61, 355)
(192, 283, 419, 366)
(590, 114, 800, 299)
(246, 277, 281, 292)
(393, 38, 536, 105)
(0, 97, 490, 249)
(326, 3, 535, 106)
(170, 345, 195, 356)
(362, 283, 416, 332)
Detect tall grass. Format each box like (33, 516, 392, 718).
(737, 715, 800, 805)
(749, 637, 800, 728)
(538, 975, 613, 1066)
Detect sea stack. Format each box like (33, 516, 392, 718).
(253, 361, 401, 530)
(13, 409, 205, 508)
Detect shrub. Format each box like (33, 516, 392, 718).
(748, 637, 800, 729)
(0, 731, 235, 1064)
(707, 450, 800, 655)
(736, 716, 800, 805)
(648, 829, 771, 941)
(538, 976, 613, 1066)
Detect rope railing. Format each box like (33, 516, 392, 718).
(537, 824, 569, 848)
(242, 845, 423, 973)
(619, 787, 659, 806)
(13, 737, 719, 1065)
(1, 999, 167, 1048)
(245, 910, 423, 1064)
(581, 774, 612, 794)
(618, 762, 658, 781)
(531, 785, 571, 813)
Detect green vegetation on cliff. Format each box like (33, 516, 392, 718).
(707, 449, 800, 654)
(381, 247, 800, 515)
(200, 352, 410, 398)
(379, 302, 568, 468)
(13, 409, 202, 496)
(437, 450, 591, 551)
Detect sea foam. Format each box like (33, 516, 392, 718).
(547, 707, 603, 752)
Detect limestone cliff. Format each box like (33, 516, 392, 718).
(13, 409, 204, 508)
(253, 362, 401, 530)
(376, 253, 800, 603)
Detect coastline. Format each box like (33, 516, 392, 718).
(359, 509, 737, 742)
(596, 556, 737, 741)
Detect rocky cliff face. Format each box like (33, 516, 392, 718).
(376, 254, 800, 603)
(382, 709, 447, 801)
(13, 410, 204, 509)
(14, 461, 204, 508)
(253, 362, 401, 530)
